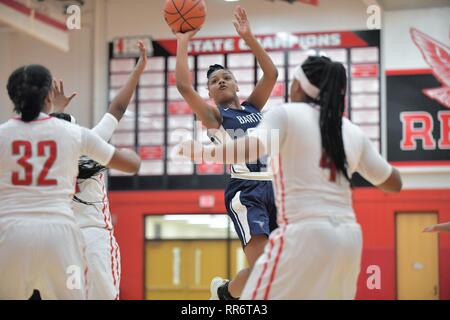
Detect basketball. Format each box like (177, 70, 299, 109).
(164, 0, 207, 33)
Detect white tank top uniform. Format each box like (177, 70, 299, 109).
(0, 113, 115, 299)
(73, 113, 121, 300)
(241, 103, 393, 300)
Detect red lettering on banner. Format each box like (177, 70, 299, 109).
(400, 112, 436, 150)
(173, 31, 360, 55)
(352, 64, 379, 78)
(438, 111, 450, 149)
(139, 146, 164, 160)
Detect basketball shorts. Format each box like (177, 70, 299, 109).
(224, 179, 278, 247)
(241, 216, 362, 300)
(0, 213, 88, 300)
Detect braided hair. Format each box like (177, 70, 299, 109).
(7, 65, 53, 122)
(49, 112, 107, 180)
(301, 56, 350, 181)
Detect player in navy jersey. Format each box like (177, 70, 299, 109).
(175, 6, 278, 300)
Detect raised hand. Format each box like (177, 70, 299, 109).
(232, 5, 252, 40)
(175, 28, 200, 42)
(52, 79, 77, 112)
(135, 40, 148, 73)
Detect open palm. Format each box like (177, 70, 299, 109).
(52, 80, 77, 112)
(233, 6, 252, 39)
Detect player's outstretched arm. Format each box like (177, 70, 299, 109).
(423, 222, 450, 233)
(233, 5, 278, 110)
(108, 40, 148, 122)
(81, 127, 141, 174)
(175, 30, 221, 129)
(107, 148, 141, 174)
(178, 135, 265, 165)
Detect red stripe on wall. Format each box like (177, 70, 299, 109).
(390, 161, 450, 167)
(385, 69, 433, 76)
(0, 0, 68, 31)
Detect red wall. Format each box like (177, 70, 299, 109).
(109, 188, 450, 300)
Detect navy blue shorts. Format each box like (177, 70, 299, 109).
(224, 179, 278, 247)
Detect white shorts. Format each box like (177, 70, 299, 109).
(0, 214, 88, 300)
(241, 216, 363, 300)
(81, 227, 121, 300)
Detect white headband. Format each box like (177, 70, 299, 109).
(293, 65, 320, 99)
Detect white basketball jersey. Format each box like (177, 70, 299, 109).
(72, 113, 118, 229)
(73, 172, 112, 229)
(253, 103, 392, 225)
(0, 113, 115, 218)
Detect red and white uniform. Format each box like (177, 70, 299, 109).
(0, 113, 115, 299)
(242, 103, 393, 300)
(73, 113, 121, 300)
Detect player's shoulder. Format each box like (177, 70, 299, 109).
(278, 102, 315, 112)
(343, 117, 365, 137)
(342, 118, 368, 154)
(0, 119, 16, 131)
(278, 102, 317, 121)
(50, 117, 88, 140)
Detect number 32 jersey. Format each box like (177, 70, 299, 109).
(0, 113, 115, 218)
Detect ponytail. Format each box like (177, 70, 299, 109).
(301, 56, 350, 181)
(318, 61, 349, 181)
(7, 65, 53, 122)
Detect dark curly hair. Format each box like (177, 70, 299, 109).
(206, 64, 226, 79)
(7, 65, 53, 122)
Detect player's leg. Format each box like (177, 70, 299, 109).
(37, 219, 88, 300)
(212, 180, 272, 300)
(0, 218, 35, 299)
(240, 226, 289, 300)
(337, 221, 363, 299)
(226, 235, 267, 298)
(82, 227, 121, 300)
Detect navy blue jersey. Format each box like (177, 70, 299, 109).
(209, 101, 269, 176)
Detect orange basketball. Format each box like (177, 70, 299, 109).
(164, 0, 207, 33)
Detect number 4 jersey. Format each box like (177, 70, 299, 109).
(251, 103, 393, 225)
(0, 113, 115, 218)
